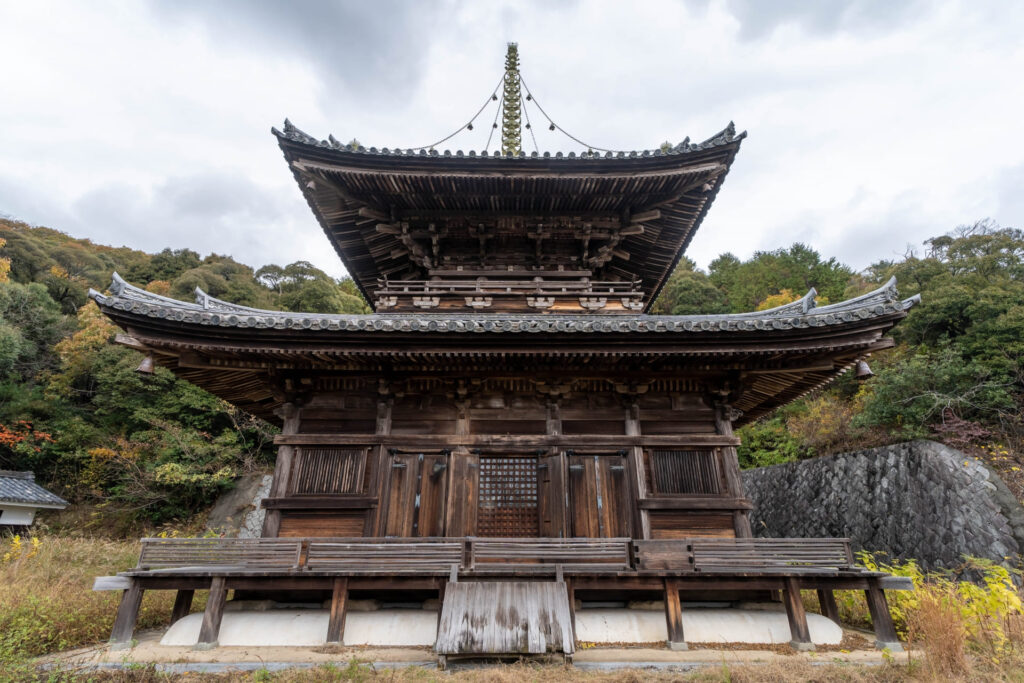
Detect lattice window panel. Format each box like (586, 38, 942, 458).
(477, 456, 540, 537)
(290, 448, 365, 495)
(650, 449, 721, 495)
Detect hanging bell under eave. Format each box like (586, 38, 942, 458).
(855, 360, 873, 380)
(135, 355, 155, 374)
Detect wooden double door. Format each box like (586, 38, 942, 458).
(384, 451, 449, 537)
(567, 452, 633, 538)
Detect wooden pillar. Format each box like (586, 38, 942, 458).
(170, 589, 195, 625)
(262, 402, 302, 537)
(326, 577, 349, 645)
(109, 579, 144, 650)
(624, 400, 650, 540)
(865, 579, 903, 652)
(782, 577, 814, 651)
(817, 588, 840, 623)
(195, 577, 227, 650)
(370, 395, 393, 535)
(565, 578, 577, 644)
(663, 578, 686, 650)
(714, 400, 753, 538)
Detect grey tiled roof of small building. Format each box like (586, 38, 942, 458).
(90, 274, 919, 335)
(0, 471, 67, 508)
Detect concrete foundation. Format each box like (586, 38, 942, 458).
(160, 606, 842, 648)
(162, 609, 440, 647)
(574, 608, 842, 645)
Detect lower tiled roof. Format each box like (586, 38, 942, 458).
(89, 274, 918, 335)
(0, 471, 67, 508)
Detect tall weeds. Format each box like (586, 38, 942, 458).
(0, 534, 175, 662)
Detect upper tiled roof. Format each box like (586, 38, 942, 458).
(0, 471, 67, 508)
(272, 119, 747, 160)
(89, 273, 919, 335)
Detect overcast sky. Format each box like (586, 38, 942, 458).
(1, 0, 1022, 279)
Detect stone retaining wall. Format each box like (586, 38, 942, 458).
(742, 440, 1024, 570)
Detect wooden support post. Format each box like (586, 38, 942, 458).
(262, 402, 302, 537)
(195, 577, 227, 650)
(170, 589, 195, 625)
(713, 400, 753, 538)
(565, 578, 577, 644)
(817, 588, 840, 623)
(109, 580, 144, 650)
(865, 579, 903, 652)
(326, 577, 349, 645)
(663, 578, 686, 650)
(782, 577, 814, 651)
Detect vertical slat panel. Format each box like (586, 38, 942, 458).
(650, 450, 721, 494)
(291, 447, 366, 495)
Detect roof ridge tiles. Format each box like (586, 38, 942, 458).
(272, 120, 747, 160)
(89, 275, 918, 334)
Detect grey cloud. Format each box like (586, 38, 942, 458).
(149, 0, 442, 102)
(725, 0, 926, 40)
(71, 171, 296, 255)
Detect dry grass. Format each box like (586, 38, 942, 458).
(0, 534, 183, 665)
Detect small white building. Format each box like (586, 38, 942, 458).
(0, 470, 67, 527)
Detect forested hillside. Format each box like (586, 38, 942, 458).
(1, 216, 1021, 532)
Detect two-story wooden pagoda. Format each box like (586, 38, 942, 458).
(91, 60, 916, 659)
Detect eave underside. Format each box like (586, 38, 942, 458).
(104, 316, 899, 427)
(91, 275, 916, 427)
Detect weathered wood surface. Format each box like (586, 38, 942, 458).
(306, 540, 463, 573)
(137, 538, 302, 570)
(469, 538, 631, 573)
(435, 581, 574, 655)
(691, 538, 854, 572)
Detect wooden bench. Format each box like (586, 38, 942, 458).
(136, 537, 303, 570)
(690, 538, 854, 573)
(468, 538, 632, 574)
(305, 538, 464, 574)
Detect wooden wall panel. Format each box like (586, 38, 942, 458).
(384, 453, 418, 536)
(290, 448, 365, 495)
(446, 452, 479, 537)
(418, 453, 449, 537)
(647, 449, 723, 495)
(648, 511, 735, 539)
(538, 454, 566, 537)
(278, 512, 366, 537)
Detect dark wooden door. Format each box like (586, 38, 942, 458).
(384, 452, 449, 537)
(568, 453, 632, 538)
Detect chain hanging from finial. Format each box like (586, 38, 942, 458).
(501, 43, 522, 156)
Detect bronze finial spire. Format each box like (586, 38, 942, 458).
(501, 43, 522, 156)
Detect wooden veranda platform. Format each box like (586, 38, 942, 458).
(96, 536, 910, 655)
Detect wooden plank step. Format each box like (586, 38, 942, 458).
(435, 581, 574, 656)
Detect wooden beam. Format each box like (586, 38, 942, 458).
(817, 588, 840, 623)
(663, 578, 686, 650)
(865, 579, 903, 651)
(782, 577, 813, 651)
(170, 589, 195, 626)
(109, 579, 144, 650)
(196, 577, 227, 650)
(274, 434, 740, 448)
(326, 577, 349, 644)
(114, 333, 148, 352)
(637, 497, 753, 510)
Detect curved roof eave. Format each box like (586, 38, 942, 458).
(89, 273, 918, 337)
